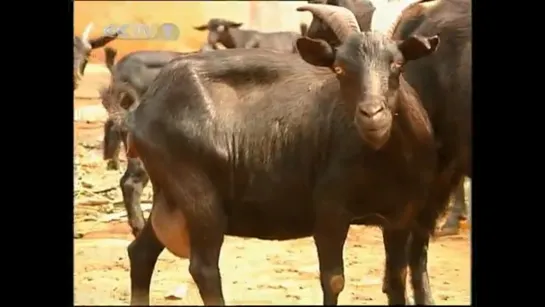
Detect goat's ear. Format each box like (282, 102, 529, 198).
(300, 23, 308, 36)
(193, 25, 208, 31)
(228, 22, 243, 28)
(89, 33, 119, 49)
(297, 37, 335, 67)
(397, 35, 439, 62)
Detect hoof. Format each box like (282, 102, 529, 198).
(106, 160, 120, 170)
(436, 226, 460, 237)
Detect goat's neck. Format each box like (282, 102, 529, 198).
(224, 28, 253, 49)
(389, 78, 435, 155)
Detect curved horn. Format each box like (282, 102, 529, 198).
(81, 22, 94, 43)
(385, 0, 438, 39)
(297, 4, 360, 42)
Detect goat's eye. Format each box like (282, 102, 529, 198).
(333, 66, 345, 76)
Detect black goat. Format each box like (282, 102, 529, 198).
(307, 0, 472, 301)
(122, 4, 440, 305)
(193, 18, 307, 53)
(382, 0, 471, 302)
(308, 0, 471, 239)
(73, 22, 118, 90)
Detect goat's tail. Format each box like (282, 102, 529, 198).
(300, 22, 308, 36)
(104, 47, 118, 73)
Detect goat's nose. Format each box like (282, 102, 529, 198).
(358, 104, 385, 118)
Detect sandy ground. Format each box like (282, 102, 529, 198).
(73, 65, 471, 305)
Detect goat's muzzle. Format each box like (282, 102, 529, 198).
(354, 101, 393, 150)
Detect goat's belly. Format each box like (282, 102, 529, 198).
(224, 199, 315, 240)
(151, 192, 191, 259)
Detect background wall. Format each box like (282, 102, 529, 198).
(74, 1, 312, 63)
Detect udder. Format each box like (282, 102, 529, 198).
(150, 192, 191, 258)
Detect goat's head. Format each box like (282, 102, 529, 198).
(296, 4, 439, 149)
(74, 23, 119, 90)
(193, 18, 243, 47)
(99, 81, 138, 162)
(306, 0, 376, 47)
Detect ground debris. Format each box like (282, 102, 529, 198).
(165, 285, 187, 300)
(76, 197, 110, 207)
(99, 203, 153, 222)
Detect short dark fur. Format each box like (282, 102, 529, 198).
(392, 0, 471, 226)
(101, 49, 187, 163)
(305, 0, 376, 46)
(244, 30, 303, 53)
(73, 32, 118, 90)
(99, 49, 196, 236)
(124, 7, 440, 303)
(380, 0, 471, 303)
(194, 18, 304, 53)
(101, 44, 222, 235)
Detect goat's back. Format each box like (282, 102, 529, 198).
(393, 0, 471, 168)
(111, 50, 188, 93)
(255, 32, 301, 53)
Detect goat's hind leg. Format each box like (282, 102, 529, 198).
(437, 179, 465, 236)
(127, 218, 164, 306)
(168, 177, 227, 305)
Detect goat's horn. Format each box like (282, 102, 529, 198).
(296, 4, 360, 42)
(386, 0, 437, 39)
(81, 22, 94, 43)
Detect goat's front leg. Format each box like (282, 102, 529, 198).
(382, 229, 410, 305)
(128, 219, 164, 305)
(314, 202, 350, 305)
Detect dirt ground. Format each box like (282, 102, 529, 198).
(73, 65, 471, 305)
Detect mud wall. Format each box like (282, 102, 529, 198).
(74, 1, 311, 63)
